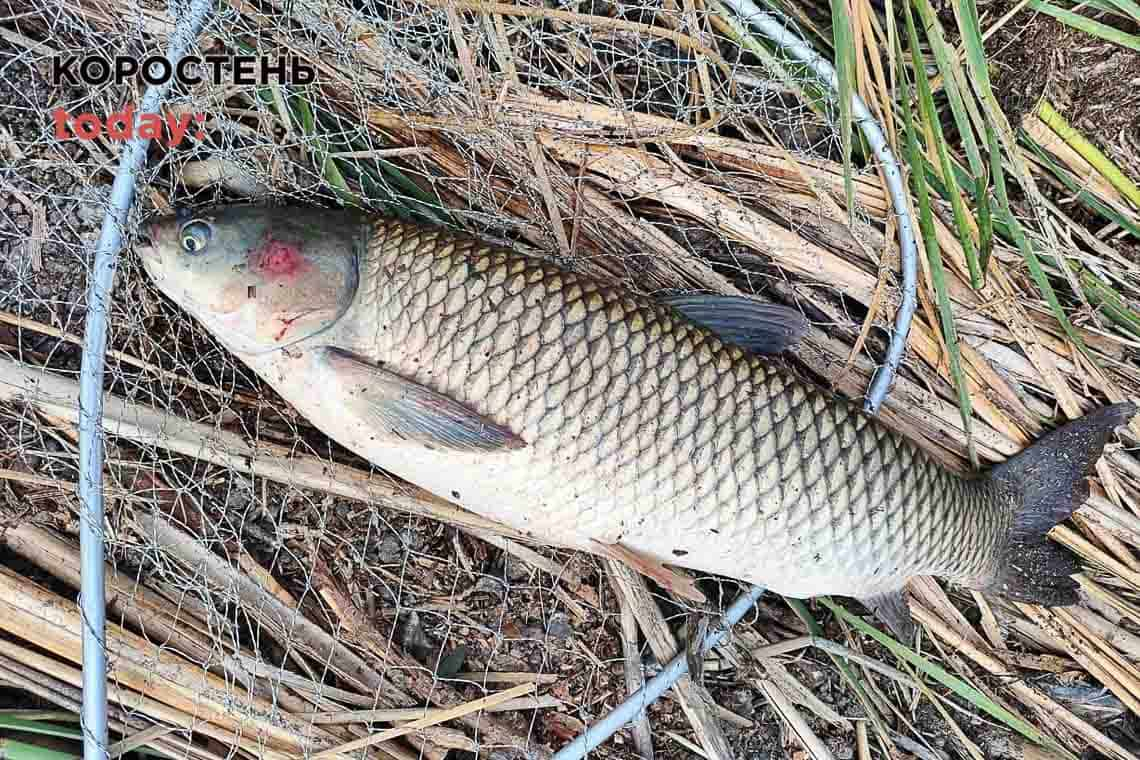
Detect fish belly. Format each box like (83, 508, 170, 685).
(257, 220, 1006, 599)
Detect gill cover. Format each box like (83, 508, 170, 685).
(141, 205, 366, 354)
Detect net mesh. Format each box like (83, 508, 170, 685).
(0, 2, 884, 756)
(1, 2, 879, 757)
(9, 1, 1138, 760)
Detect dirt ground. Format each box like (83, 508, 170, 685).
(938, 0, 1140, 267)
(964, 1, 1140, 169)
(0, 35, 100, 331)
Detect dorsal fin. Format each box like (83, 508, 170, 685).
(661, 294, 808, 355)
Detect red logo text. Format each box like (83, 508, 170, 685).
(53, 105, 206, 147)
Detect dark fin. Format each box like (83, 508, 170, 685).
(858, 589, 916, 642)
(661, 294, 808, 355)
(982, 402, 1137, 605)
(320, 347, 527, 453)
(590, 540, 708, 604)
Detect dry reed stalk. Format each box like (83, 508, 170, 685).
(311, 682, 536, 759)
(0, 629, 304, 760)
(0, 522, 332, 716)
(130, 512, 550, 759)
(756, 677, 837, 760)
(610, 568, 655, 760)
(0, 652, 221, 760)
(1020, 116, 1129, 211)
(732, 627, 849, 726)
(1, 523, 221, 666)
(1021, 605, 1140, 715)
(301, 696, 563, 725)
(605, 559, 734, 760)
(0, 564, 341, 758)
(912, 603, 1135, 760)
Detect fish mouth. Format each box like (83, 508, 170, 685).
(135, 222, 164, 276)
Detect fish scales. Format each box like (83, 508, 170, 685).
(139, 205, 1135, 621)
(333, 217, 1004, 598)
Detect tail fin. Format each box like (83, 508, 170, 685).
(982, 402, 1136, 606)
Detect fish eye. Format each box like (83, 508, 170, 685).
(179, 220, 213, 254)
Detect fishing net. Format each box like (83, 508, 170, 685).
(2, 1, 1140, 760)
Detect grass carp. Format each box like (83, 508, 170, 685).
(138, 205, 1136, 636)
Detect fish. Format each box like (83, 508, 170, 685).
(138, 204, 1136, 637)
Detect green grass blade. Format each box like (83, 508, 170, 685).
(898, 14, 977, 468)
(784, 597, 893, 756)
(1027, 0, 1140, 51)
(977, 133, 994, 280)
(911, 0, 987, 181)
(987, 124, 1095, 360)
(958, 0, 1002, 285)
(1023, 138, 1140, 238)
(829, 0, 856, 223)
(289, 92, 361, 208)
(1083, 0, 1140, 18)
(946, 0, 1103, 370)
(819, 597, 1078, 760)
(1101, 0, 1140, 19)
(1037, 99, 1140, 209)
(0, 737, 80, 760)
(904, 0, 983, 292)
(235, 39, 444, 221)
(0, 717, 83, 740)
(1077, 267, 1140, 340)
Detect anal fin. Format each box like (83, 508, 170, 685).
(858, 589, 916, 643)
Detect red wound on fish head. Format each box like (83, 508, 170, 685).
(253, 237, 308, 277)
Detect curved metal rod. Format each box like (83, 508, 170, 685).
(552, 585, 766, 760)
(76, 3, 214, 759)
(721, 0, 919, 415)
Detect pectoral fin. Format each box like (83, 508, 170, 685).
(858, 589, 916, 642)
(320, 347, 527, 453)
(661, 293, 808, 355)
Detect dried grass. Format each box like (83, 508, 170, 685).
(1, 0, 1139, 759)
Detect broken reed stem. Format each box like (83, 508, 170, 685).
(0, 630, 291, 760)
(0, 522, 328, 716)
(130, 511, 549, 758)
(301, 696, 563, 724)
(310, 683, 537, 759)
(1, 523, 220, 669)
(911, 603, 1135, 760)
(0, 657, 207, 760)
(0, 564, 333, 760)
(613, 574, 655, 760)
(756, 679, 836, 760)
(605, 559, 734, 760)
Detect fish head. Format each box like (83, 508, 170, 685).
(137, 205, 364, 354)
